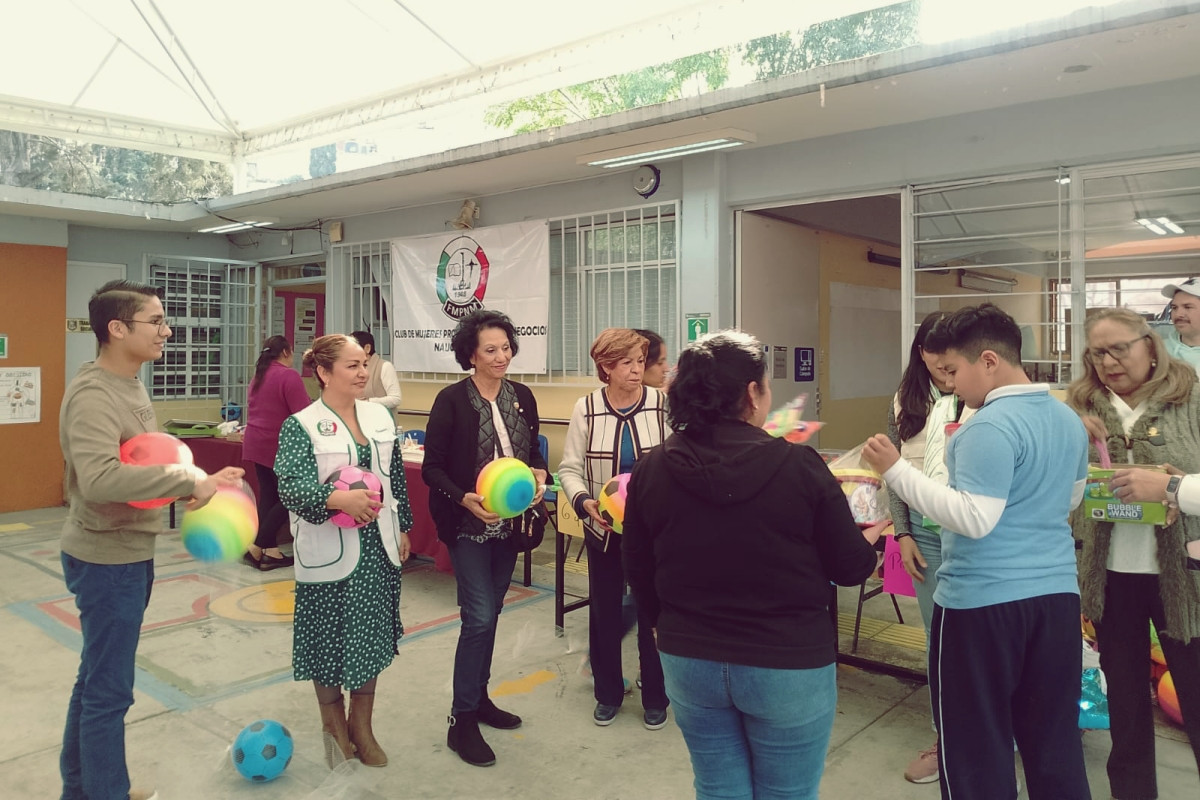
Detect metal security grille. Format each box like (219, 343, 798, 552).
(344, 241, 394, 361)
(330, 200, 681, 385)
(144, 256, 260, 409)
(912, 170, 1072, 384)
(909, 155, 1200, 386)
(550, 202, 680, 378)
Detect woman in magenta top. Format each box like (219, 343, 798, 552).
(243, 335, 312, 569)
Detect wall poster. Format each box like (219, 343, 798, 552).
(0, 366, 40, 424)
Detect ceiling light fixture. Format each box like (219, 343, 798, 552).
(1156, 216, 1185, 235)
(578, 129, 756, 169)
(198, 220, 276, 234)
(959, 270, 1018, 293)
(1136, 217, 1168, 236)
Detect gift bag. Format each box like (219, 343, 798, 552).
(1078, 666, 1109, 730)
(827, 443, 891, 528)
(882, 533, 916, 597)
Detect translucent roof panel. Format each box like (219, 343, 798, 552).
(0, 0, 1148, 205)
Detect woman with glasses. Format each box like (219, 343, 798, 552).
(1066, 307, 1200, 800)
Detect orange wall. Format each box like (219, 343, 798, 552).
(0, 244, 67, 512)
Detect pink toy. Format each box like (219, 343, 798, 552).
(325, 465, 383, 528)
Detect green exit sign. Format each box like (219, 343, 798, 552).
(686, 314, 710, 342)
(0, 333, 7, 359)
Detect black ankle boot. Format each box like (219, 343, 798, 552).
(477, 696, 522, 730)
(447, 711, 496, 767)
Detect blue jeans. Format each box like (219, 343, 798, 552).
(908, 523, 943, 635)
(660, 652, 836, 800)
(448, 535, 518, 715)
(60, 554, 154, 800)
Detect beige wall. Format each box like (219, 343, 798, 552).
(397, 378, 602, 470)
(817, 233, 902, 450)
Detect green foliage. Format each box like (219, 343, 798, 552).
(742, 1, 921, 80)
(485, 3, 921, 134)
(485, 51, 729, 134)
(309, 144, 337, 179)
(0, 130, 232, 202)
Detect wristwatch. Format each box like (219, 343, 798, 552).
(1165, 475, 1183, 506)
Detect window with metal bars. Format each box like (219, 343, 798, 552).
(910, 156, 1200, 386)
(144, 256, 260, 407)
(332, 200, 680, 383)
(550, 203, 679, 378)
(912, 171, 1072, 384)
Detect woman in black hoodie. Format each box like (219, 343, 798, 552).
(623, 330, 877, 800)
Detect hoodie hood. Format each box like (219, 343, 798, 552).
(661, 421, 794, 505)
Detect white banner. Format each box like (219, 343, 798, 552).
(390, 221, 550, 373)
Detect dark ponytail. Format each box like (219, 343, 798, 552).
(252, 336, 292, 392)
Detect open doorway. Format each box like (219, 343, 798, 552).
(263, 255, 327, 378)
(736, 193, 905, 451)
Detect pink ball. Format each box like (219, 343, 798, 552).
(324, 465, 383, 528)
(118, 432, 193, 509)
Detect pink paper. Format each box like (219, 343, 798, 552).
(883, 534, 917, 598)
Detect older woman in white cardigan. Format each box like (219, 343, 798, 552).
(559, 328, 669, 730)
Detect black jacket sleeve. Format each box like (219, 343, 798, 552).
(622, 455, 659, 625)
(421, 384, 467, 506)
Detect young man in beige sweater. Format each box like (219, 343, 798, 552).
(59, 280, 244, 800)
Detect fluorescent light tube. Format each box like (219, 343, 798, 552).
(1157, 217, 1185, 234)
(579, 129, 755, 168)
(1136, 218, 1167, 235)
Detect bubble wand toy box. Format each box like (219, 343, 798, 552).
(1083, 464, 1166, 525)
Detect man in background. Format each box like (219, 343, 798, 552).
(1162, 277, 1200, 370)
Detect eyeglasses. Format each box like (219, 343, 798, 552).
(1087, 334, 1149, 364)
(121, 317, 171, 333)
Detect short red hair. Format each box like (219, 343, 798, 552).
(590, 328, 648, 384)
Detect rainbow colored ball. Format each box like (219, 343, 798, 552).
(598, 473, 630, 534)
(119, 432, 193, 509)
(325, 465, 383, 528)
(1159, 671, 1184, 727)
(231, 719, 294, 782)
(180, 483, 258, 562)
(476, 457, 536, 519)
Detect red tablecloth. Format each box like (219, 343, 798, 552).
(403, 460, 452, 572)
(183, 437, 451, 572)
(184, 437, 260, 496)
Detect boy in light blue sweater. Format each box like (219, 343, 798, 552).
(864, 304, 1091, 800)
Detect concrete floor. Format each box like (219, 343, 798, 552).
(2, 504, 1197, 799)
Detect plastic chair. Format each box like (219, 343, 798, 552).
(537, 435, 557, 504)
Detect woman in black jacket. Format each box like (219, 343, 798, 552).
(623, 330, 877, 800)
(422, 310, 548, 768)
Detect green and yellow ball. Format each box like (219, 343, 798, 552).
(476, 457, 536, 519)
(181, 483, 259, 561)
(598, 473, 631, 534)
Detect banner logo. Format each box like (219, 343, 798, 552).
(436, 236, 490, 320)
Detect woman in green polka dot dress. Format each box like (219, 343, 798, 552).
(276, 334, 413, 769)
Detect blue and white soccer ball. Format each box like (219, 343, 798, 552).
(231, 719, 294, 782)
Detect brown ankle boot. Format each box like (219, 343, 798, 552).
(319, 695, 355, 769)
(348, 691, 388, 767)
